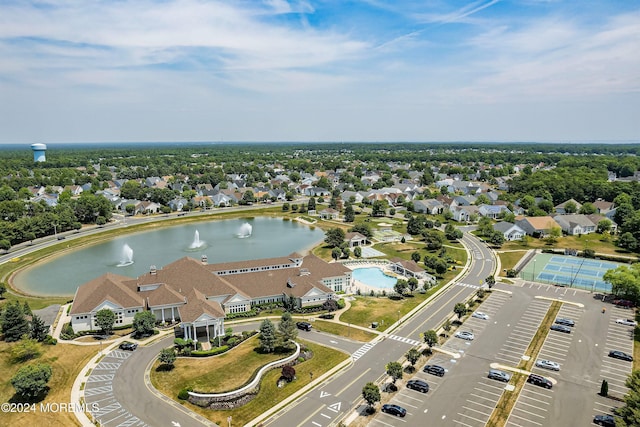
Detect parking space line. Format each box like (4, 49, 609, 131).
(517, 399, 549, 411)
(457, 412, 487, 424)
(393, 399, 418, 409)
(511, 407, 545, 420)
(509, 413, 543, 426)
(461, 405, 492, 416)
(520, 391, 552, 403)
(452, 420, 476, 427)
(398, 393, 425, 402)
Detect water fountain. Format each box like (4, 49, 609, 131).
(189, 230, 205, 249)
(237, 222, 253, 238)
(117, 243, 134, 266)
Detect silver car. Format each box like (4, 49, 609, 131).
(488, 369, 511, 382)
(472, 311, 489, 320)
(535, 359, 560, 371)
(455, 331, 475, 341)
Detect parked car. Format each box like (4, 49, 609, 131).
(550, 324, 571, 333)
(488, 369, 511, 382)
(296, 321, 312, 331)
(527, 373, 552, 389)
(613, 299, 635, 308)
(593, 414, 616, 427)
(609, 350, 633, 362)
(381, 404, 407, 417)
(119, 341, 138, 351)
(554, 317, 575, 327)
(423, 364, 446, 377)
(406, 379, 429, 393)
(616, 318, 638, 326)
(455, 331, 475, 341)
(535, 359, 560, 371)
(472, 311, 489, 320)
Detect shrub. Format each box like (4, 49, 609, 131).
(42, 335, 57, 345)
(178, 388, 191, 400)
(190, 346, 230, 357)
(281, 365, 296, 382)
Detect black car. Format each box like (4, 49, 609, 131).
(406, 379, 429, 393)
(550, 324, 571, 333)
(423, 364, 446, 377)
(119, 341, 138, 351)
(381, 404, 407, 417)
(594, 414, 616, 427)
(609, 350, 633, 362)
(554, 318, 575, 327)
(296, 321, 312, 331)
(527, 373, 552, 389)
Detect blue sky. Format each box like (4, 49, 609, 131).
(0, 0, 638, 143)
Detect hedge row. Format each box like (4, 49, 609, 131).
(191, 345, 230, 357)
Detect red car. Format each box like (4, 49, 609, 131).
(614, 299, 635, 308)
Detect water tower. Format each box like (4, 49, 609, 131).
(31, 143, 47, 162)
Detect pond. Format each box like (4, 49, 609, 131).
(14, 217, 325, 296)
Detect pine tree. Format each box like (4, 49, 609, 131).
(278, 312, 298, 350)
(30, 314, 49, 342)
(259, 319, 277, 353)
(22, 301, 33, 316)
(1, 301, 29, 342)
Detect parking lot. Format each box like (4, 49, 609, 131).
(84, 349, 149, 427)
(363, 280, 637, 427)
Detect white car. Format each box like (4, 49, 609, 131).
(455, 331, 475, 341)
(472, 311, 489, 320)
(535, 359, 560, 371)
(616, 319, 638, 327)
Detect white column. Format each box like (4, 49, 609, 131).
(183, 324, 188, 339)
(171, 307, 175, 322)
(192, 324, 197, 341)
(161, 309, 165, 323)
(206, 321, 210, 342)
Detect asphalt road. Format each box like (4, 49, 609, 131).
(263, 231, 497, 427)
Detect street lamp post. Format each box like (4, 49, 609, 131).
(533, 260, 536, 282)
(397, 310, 400, 324)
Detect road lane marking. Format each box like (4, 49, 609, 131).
(335, 368, 371, 397)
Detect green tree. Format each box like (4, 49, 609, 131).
(0, 282, 6, 298)
(618, 232, 638, 251)
(350, 223, 373, 240)
(11, 363, 52, 399)
(371, 200, 387, 217)
(454, 303, 467, 319)
(30, 314, 49, 342)
(307, 197, 316, 211)
(603, 264, 640, 304)
(95, 309, 116, 335)
(353, 246, 362, 258)
(344, 203, 355, 223)
(22, 301, 32, 316)
(10, 337, 42, 362)
(386, 361, 403, 385)
(489, 230, 505, 248)
(423, 229, 445, 250)
(1, 301, 29, 342)
(325, 228, 346, 248)
(442, 319, 452, 337)
(422, 329, 439, 349)
(485, 275, 496, 289)
(278, 312, 298, 350)
(406, 348, 421, 370)
(159, 348, 177, 369)
(282, 202, 290, 212)
(616, 371, 640, 424)
(411, 252, 421, 263)
(362, 382, 381, 410)
(259, 319, 277, 353)
(408, 277, 419, 294)
(597, 219, 612, 234)
(331, 247, 342, 261)
(393, 279, 408, 296)
(133, 311, 156, 337)
(445, 223, 462, 240)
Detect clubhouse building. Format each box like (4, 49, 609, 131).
(70, 253, 351, 341)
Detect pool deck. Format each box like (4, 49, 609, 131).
(341, 260, 422, 295)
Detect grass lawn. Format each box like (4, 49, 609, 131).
(151, 339, 348, 427)
(0, 341, 97, 427)
(501, 233, 631, 257)
(339, 285, 443, 331)
(312, 320, 378, 342)
(151, 335, 287, 395)
(497, 251, 527, 275)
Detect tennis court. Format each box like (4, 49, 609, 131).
(519, 253, 622, 292)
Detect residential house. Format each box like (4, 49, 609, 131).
(554, 199, 582, 215)
(552, 214, 596, 235)
(493, 222, 525, 241)
(515, 216, 562, 237)
(389, 258, 435, 283)
(319, 208, 339, 220)
(344, 232, 367, 248)
(593, 200, 615, 215)
(452, 205, 479, 222)
(478, 204, 511, 219)
(413, 199, 445, 215)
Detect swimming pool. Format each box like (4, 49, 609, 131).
(352, 267, 397, 288)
